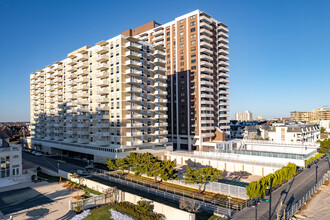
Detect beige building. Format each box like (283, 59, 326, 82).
(128, 10, 230, 151)
(291, 106, 330, 122)
(30, 35, 168, 161)
(235, 110, 253, 121)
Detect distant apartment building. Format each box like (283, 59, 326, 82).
(320, 120, 330, 133)
(268, 123, 320, 144)
(291, 106, 330, 122)
(235, 110, 252, 121)
(129, 10, 230, 151)
(30, 35, 168, 162)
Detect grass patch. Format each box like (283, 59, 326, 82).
(84, 205, 138, 220)
(37, 172, 62, 183)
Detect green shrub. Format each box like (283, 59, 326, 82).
(246, 163, 297, 198)
(114, 201, 164, 220)
(305, 153, 324, 166)
(74, 204, 82, 213)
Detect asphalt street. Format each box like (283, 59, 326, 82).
(233, 157, 330, 220)
(22, 152, 85, 173)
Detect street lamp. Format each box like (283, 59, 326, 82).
(253, 197, 261, 220)
(315, 163, 318, 184)
(227, 196, 232, 218)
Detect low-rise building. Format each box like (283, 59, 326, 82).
(268, 123, 320, 144)
(0, 144, 22, 180)
(243, 124, 270, 140)
(230, 120, 263, 139)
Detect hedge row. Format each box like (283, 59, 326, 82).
(114, 201, 164, 220)
(305, 153, 324, 166)
(246, 163, 297, 198)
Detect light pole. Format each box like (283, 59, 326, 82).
(227, 196, 232, 218)
(254, 197, 260, 220)
(269, 177, 273, 220)
(315, 163, 318, 184)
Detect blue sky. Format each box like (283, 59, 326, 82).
(0, 0, 329, 122)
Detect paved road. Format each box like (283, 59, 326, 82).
(233, 157, 330, 220)
(22, 152, 84, 173)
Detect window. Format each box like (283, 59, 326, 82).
(191, 40, 196, 45)
(190, 28, 195, 32)
(180, 50, 184, 54)
(191, 46, 196, 51)
(180, 32, 184, 36)
(191, 53, 196, 57)
(180, 62, 184, 66)
(180, 19, 183, 24)
(190, 15, 195, 20)
(191, 66, 196, 70)
(167, 32, 170, 36)
(180, 44, 184, 48)
(167, 37, 170, 41)
(180, 38, 184, 42)
(191, 59, 196, 63)
(191, 21, 196, 26)
(180, 56, 184, 60)
(191, 34, 196, 38)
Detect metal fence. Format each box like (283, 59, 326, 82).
(70, 194, 105, 210)
(92, 170, 244, 217)
(170, 179, 248, 199)
(280, 171, 330, 220)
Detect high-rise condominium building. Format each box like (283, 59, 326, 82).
(235, 110, 253, 121)
(30, 10, 230, 159)
(30, 35, 168, 162)
(123, 10, 230, 151)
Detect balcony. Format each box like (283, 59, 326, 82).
(96, 132, 110, 137)
(126, 51, 142, 59)
(219, 90, 230, 95)
(218, 38, 229, 44)
(67, 87, 77, 93)
(77, 100, 89, 105)
(77, 69, 88, 76)
(125, 41, 142, 50)
(97, 88, 109, 95)
(200, 14, 212, 24)
(126, 59, 142, 67)
(96, 71, 109, 78)
(97, 63, 109, 70)
(154, 106, 167, 111)
(125, 105, 142, 111)
(96, 79, 110, 86)
(76, 53, 88, 61)
(219, 78, 230, 83)
(96, 114, 109, 120)
(154, 130, 168, 135)
(218, 49, 229, 56)
(125, 77, 142, 84)
(53, 64, 63, 70)
(154, 50, 165, 57)
(78, 92, 89, 98)
(126, 131, 142, 137)
(77, 84, 89, 90)
(126, 87, 142, 93)
(126, 140, 143, 146)
(154, 74, 167, 80)
(125, 95, 142, 102)
(154, 66, 166, 72)
(77, 61, 88, 69)
(154, 122, 168, 127)
(96, 54, 109, 62)
(66, 58, 76, 65)
(67, 80, 77, 86)
(217, 25, 229, 33)
(153, 34, 164, 42)
(126, 113, 142, 119)
(201, 61, 213, 68)
(201, 73, 213, 80)
(78, 77, 89, 83)
(219, 67, 229, 72)
(154, 82, 166, 87)
(126, 123, 143, 128)
(200, 41, 213, 49)
(218, 32, 229, 39)
(200, 28, 212, 37)
(96, 46, 109, 54)
(218, 44, 229, 50)
(219, 73, 230, 78)
(97, 97, 109, 103)
(67, 73, 77, 79)
(154, 115, 168, 119)
(218, 56, 229, 62)
(219, 102, 230, 106)
(200, 34, 212, 43)
(154, 90, 167, 95)
(125, 69, 142, 76)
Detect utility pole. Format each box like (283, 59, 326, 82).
(269, 176, 273, 220)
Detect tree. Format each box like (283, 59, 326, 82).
(183, 166, 223, 194)
(103, 187, 118, 205)
(319, 138, 330, 153)
(179, 197, 201, 213)
(70, 173, 85, 196)
(321, 127, 326, 134)
(106, 157, 130, 175)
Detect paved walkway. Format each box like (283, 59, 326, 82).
(1, 181, 72, 220)
(294, 182, 330, 220)
(233, 157, 330, 220)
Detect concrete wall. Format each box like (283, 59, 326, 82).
(60, 170, 195, 220)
